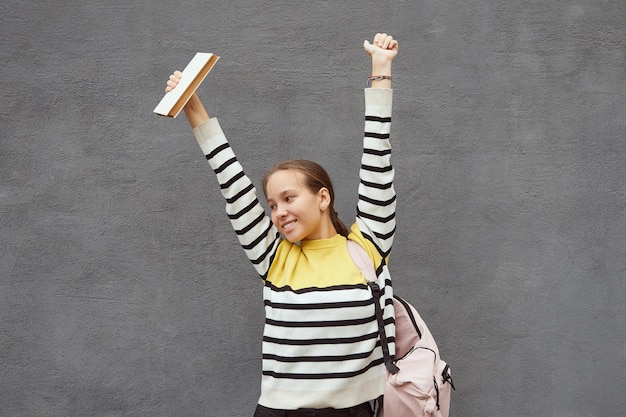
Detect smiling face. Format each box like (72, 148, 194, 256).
(265, 169, 336, 242)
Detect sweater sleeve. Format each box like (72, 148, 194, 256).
(192, 118, 280, 279)
(354, 88, 395, 261)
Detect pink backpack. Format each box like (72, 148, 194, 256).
(347, 241, 455, 417)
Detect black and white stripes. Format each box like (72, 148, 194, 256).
(191, 88, 396, 410)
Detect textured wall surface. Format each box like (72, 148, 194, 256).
(1, 1, 625, 416)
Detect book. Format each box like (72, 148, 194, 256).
(153, 52, 219, 118)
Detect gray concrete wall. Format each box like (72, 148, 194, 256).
(1, 1, 624, 416)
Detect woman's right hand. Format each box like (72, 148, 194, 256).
(165, 70, 182, 93)
(163, 69, 210, 128)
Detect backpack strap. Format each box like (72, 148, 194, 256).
(347, 240, 400, 375)
(346, 240, 377, 282)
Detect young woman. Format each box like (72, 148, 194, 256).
(165, 33, 399, 417)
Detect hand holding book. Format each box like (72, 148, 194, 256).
(153, 52, 219, 119)
(165, 70, 183, 94)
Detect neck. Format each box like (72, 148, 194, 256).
(303, 217, 338, 241)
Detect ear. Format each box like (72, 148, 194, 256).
(318, 187, 331, 211)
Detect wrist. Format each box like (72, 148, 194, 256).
(183, 94, 210, 128)
(371, 56, 393, 75)
(367, 75, 392, 87)
(368, 60, 393, 88)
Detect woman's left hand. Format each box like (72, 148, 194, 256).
(363, 33, 399, 62)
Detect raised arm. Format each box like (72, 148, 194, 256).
(354, 33, 398, 260)
(164, 72, 280, 279)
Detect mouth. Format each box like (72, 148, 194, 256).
(281, 220, 297, 231)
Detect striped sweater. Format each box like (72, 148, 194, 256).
(192, 88, 396, 410)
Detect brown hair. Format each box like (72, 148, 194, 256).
(262, 160, 349, 237)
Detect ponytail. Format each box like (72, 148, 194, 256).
(330, 209, 349, 237)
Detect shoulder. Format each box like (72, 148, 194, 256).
(348, 224, 387, 268)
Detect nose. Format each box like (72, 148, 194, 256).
(273, 203, 288, 218)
